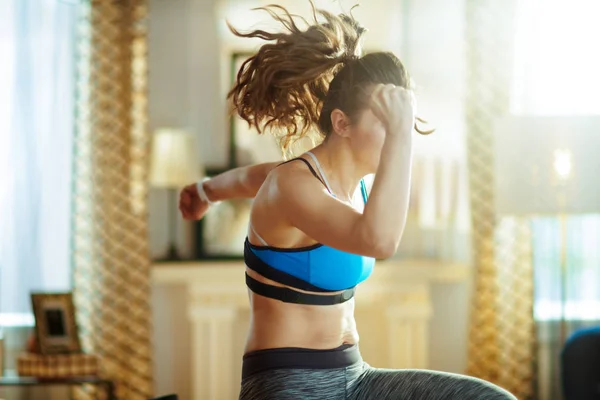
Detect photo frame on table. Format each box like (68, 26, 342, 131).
(228, 52, 283, 168)
(194, 168, 252, 260)
(30, 292, 81, 355)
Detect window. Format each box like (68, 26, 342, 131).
(511, 0, 600, 116)
(0, 0, 78, 327)
(511, 0, 600, 322)
(532, 216, 600, 321)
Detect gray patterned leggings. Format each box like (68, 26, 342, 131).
(239, 345, 516, 400)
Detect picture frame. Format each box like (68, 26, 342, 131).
(194, 168, 252, 260)
(191, 52, 288, 260)
(30, 292, 81, 355)
(228, 52, 283, 168)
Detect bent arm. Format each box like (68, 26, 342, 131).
(276, 135, 412, 259)
(203, 162, 280, 201)
(360, 134, 413, 255)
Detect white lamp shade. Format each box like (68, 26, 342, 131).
(493, 115, 600, 215)
(149, 128, 200, 188)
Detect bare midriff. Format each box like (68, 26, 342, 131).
(244, 267, 359, 354)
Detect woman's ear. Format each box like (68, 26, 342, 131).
(330, 109, 352, 137)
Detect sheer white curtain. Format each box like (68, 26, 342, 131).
(0, 0, 77, 326)
(511, 1, 600, 399)
(512, 0, 600, 321)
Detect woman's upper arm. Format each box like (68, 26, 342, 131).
(271, 169, 389, 258)
(243, 162, 280, 196)
(206, 161, 280, 200)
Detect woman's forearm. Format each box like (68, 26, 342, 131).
(359, 134, 413, 255)
(203, 162, 279, 201)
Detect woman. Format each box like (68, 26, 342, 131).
(179, 4, 516, 399)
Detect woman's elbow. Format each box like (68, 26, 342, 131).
(368, 237, 400, 259)
(355, 223, 402, 259)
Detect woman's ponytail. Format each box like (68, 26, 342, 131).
(227, 3, 366, 151)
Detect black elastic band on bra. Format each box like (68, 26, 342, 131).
(245, 273, 355, 306)
(244, 239, 336, 293)
(278, 157, 328, 190)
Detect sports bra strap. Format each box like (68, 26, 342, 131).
(282, 154, 368, 204)
(251, 156, 328, 248)
(278, 157, 329, 191)
(305, 151, 334, 194)
(360, 179, 369, 204)
(249, 224, 269, 246)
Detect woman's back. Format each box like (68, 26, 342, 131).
(244, 155, 370, 353)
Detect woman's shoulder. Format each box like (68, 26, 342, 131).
(265, 157, 325, 198)
(269, 157, 312, 179)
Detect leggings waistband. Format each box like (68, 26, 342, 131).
(242, 343, 362, 379)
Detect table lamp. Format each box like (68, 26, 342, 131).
(149, 128, 199, 260)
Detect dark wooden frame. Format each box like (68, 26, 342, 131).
(193, 167, 246, 260)
(30, 292, 81, 355)
(227, 51, 282, 169)
(193, 52, 280, 260)
(227, 52, 254, 169)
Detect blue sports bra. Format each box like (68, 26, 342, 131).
(244, 152, 376, 306)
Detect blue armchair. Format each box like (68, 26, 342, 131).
(561, 326, 600, 400)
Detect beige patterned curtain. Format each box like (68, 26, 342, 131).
(72, 0, 152, 399)
(464, 0, 536, 398)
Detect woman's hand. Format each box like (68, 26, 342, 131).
(178, 161, 279, 221)
(369, 84, 415, 138)
(179, 183, 210, 220)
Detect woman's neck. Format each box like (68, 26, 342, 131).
(309, 138, 367, 201)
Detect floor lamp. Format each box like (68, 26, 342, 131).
(149, 128, 199, 261)
(494, 115, 600, 344)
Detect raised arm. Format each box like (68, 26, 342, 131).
(179, 161, 279, 220)
(271, 85, 414, 259)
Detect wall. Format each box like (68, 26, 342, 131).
(151, 260, 470, 399)
(399, 0, 471, 372)
(148, 0, 227, 260)
(148, 0, 470, 396)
